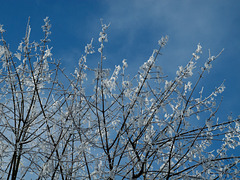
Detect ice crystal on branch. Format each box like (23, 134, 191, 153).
(158, 35, 168, 47)
(0, 25, 5, 33)
(43, 45, 52, 60)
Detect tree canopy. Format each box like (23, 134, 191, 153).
(0, 18, 239, 180)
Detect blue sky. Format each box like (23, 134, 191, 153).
(0, 0, 239, 118)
